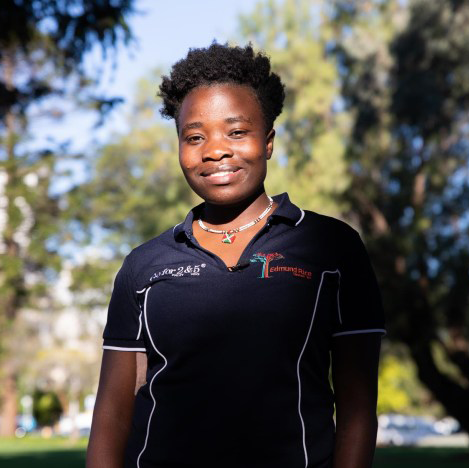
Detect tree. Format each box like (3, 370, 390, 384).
(377, 350, 442, 416)
(32, 389, 63, 428)
(334, 0, 469, 430)
(238, 0, 350, 216)
(0, 0, 135, 436)
(69, 70, 198, 255)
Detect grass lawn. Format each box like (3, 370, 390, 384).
(0, 436, 87, 468)
(373, 446, 469, 467)
(0, 437, 467, 467)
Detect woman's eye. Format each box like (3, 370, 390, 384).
(186, 135, 203, 143)
(230, 130, 247, 138)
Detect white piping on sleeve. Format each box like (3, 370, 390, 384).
(103, 346, 147, 352)
(336, 269, 342, 325)
(137, 286, 168, 468)
(332, 328, 386, 337)
(297, 269, 339, 468)
(136, 287, 147, 341)
(136, 307, 143, 340)
(295, 209, 305, 226)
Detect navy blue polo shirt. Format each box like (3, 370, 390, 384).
(103, 193, 385, 468)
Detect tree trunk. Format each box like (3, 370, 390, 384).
(0, 369, 18, 436)
(0, 49, 21, 437)
(411, 342, 469, 433)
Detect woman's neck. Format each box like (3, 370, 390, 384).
(201, 190, 272, 229)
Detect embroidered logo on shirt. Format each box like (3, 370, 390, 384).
(250, 252, 284, 278)
(250, 253, 312, 280)
(149, 263, 206, 281)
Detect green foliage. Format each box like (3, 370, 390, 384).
(72, 71, 199, 257)
(32, 389, 63, 428)
(238, 0, 350, 216)
(0, 0, 137, 321)
(0, 0, 134, 121)
(378, 354, 414, 414)
(377, 349, 443, 416)
(333, 0, 469, 428)
(70, 261, 118, 294)
(0, 0, 136, 437)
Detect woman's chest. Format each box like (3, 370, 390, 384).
(138, 252, 340, 359)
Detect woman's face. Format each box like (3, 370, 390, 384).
(177, 83, 274, 206)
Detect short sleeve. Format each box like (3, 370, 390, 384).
(332, 229, 386, 338)
(102, 255, 147, 351)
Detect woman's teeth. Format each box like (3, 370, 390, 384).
(207, 171, 235, 177)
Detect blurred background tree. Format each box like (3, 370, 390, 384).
(68, 70, 198, 256)
(0, 0, 135, 436)
(377, 347, 443, 416)
(239, 0, 350, 216)
(32, 389, 63, 428)
(333, 0, 469, 430)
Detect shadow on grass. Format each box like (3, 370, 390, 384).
(374, 447, 469, 468)
(1, 446, 468, 467)
(0, 449, 86, 468)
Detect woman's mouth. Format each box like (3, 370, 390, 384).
(201, 166, 241, 184)
(206, 169, 237, 178)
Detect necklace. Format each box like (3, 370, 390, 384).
(198, 196, 274, 244)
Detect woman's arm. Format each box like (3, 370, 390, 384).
(331, 333, 381, 468)
(87, 350, 138, 468)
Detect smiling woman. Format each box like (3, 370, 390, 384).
(178, 84, 274, 212)
(86, 43, 385, 468)
(178, 84, 276, 265)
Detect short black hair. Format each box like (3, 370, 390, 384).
(158, 43, 285, 131)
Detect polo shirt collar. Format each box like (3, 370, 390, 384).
(270, 192, 304, 225)
(173, 192, 303, 240)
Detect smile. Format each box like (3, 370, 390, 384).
(206, 170, 238, 178)
(200, 166, 242, 185)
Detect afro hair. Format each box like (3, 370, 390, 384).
(158, 43, 285, 131)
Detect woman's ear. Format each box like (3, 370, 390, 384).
(266, 128, 275, 160)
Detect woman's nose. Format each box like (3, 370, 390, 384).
(202, 139, 233, 161)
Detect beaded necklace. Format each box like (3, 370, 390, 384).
(197, 196, 274, 244)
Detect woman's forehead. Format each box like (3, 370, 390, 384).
(178, 83, 263, 125)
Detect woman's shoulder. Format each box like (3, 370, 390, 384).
(301, 209, 360, 241)
(299, 210, 372, 269)
(123, 223, 185, 276)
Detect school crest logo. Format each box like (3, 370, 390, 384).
(250, 252, 312, 280)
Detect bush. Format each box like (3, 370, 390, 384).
(32, 390, 63, 427)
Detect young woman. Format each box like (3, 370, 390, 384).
(87, 43, 385, 468)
